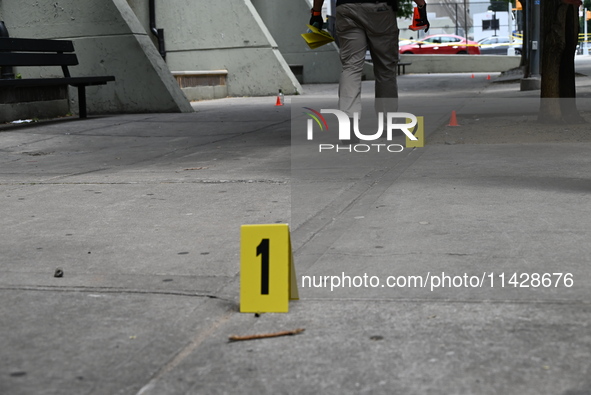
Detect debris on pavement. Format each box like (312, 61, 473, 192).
(228, 328, 305, 342)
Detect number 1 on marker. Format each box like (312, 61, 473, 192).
(257, 239, 270, 295)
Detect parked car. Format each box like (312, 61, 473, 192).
(399, 34, 481, 55)
(398, 39, 416, 47)
(366, 39, 417, 62)
(478, 36, 522, 55)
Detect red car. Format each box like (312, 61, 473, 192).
(399, 34, 481, 55)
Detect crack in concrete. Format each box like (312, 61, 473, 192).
(0, 179, 288, 186)
(0, 285, 235, 302)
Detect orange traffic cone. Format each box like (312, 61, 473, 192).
(447, 110, 459, 127)
(486, 75, 491, 80)
(408, 7, 428, 31)
(471, 74, 475, 79)
(275, 89, 284, 106)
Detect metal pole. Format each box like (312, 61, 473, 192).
(149, 0, 166, 60)
(585, 8, 589, 55)
(523, 0, 532, 77)
(493, 11, 497, 36)
(464, 0, 468, 41)
(455, 3, 459, 36)
(531, 0, 540, 76)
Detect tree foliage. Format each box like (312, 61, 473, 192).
(398, 0, 415, 19)
(489, 0, 512, 12)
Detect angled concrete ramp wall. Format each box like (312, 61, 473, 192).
(251, 0, 342, 84)
(127, 0, 302, 97)
(0, 0, 192, 114)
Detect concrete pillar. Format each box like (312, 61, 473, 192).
(0, 0, 193, 114)
(251, 0, 342, 84)
(127, 0, 302, 97)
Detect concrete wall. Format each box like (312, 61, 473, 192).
(359, 55, 520, 80)
(0, 0, 193, 115)
(0, 85, 70, 123)
(251, 0, 342, 84)
(398, 54, 521, 74)
(126, 0, 302, 96)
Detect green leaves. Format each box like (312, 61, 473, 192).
(488, 0, 512, 12)
(398, 0, 415, 19)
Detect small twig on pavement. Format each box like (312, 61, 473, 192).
(228, 328, 305, 342)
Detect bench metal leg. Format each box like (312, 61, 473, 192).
(397, 63, 411, 76)
(77, 85, 87, 118)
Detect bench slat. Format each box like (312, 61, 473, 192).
(0, 76, 116, 87)
(0, 37, 75, 53)
(0, 53, 79, 67)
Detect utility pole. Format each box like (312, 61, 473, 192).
(521, 0, 541, 90)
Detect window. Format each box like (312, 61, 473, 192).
(441, 36, 461, 44)
(483, 18, 500, 31)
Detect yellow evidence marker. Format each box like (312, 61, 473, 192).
(406, 115, 425, 148)
(240, 224, 299, 313)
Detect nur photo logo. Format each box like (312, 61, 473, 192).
(303, 108, 424, 152)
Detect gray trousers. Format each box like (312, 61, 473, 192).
(336, 2, 399, 117)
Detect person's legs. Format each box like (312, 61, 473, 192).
(362, 2, 400, 114)
(336, 4, 368, 118)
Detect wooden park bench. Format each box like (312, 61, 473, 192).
(0, 37, 115, 118)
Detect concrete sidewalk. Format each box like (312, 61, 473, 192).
(1, 72, 591, 395)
